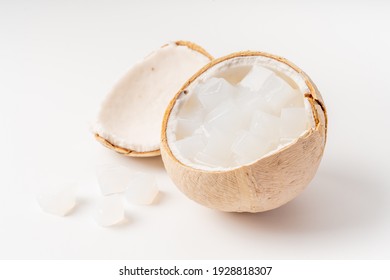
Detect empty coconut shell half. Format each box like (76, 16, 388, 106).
(94, 41, 213, 157)
(161, 51, 327, 212)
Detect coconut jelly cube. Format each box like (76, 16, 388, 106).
(177, 91, 204, 119)
(204, 99, 244, 133)
(286, 89, 305, 108)
(96, 164, 129, 195)
(238, 90, 274, 114)
(175, 117, 203, 140)
(173, 134, 206, 159)
(168, 63, 311, 172)
(95, 195, 125, 227)
(196, 77, 236, 111)
(262, 74, 296, 114)
(238, 65, 274, 92)
(125, 172, 159, 205)
(280, 107, 308, 138)
(194, 129, 235, 167)
(231, 131, 271, 163)
(235, 86, 258, 107)
(37, 186, 76, 217)
(250, 110, 281, 143)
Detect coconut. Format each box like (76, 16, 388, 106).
(161, 52, 327, 213)
(94, 41, 213, 157)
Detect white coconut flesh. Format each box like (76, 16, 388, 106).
(166, 56, 316, 171)
(94, 42, 211, 154)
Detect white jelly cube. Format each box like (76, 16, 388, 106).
(238, 65, 274, 92)
(280, 108, 308, 138)
(250, 110, 281, 143)
(194, 151, 226, 167)
(196, 77, 236, 111)
(175, 117, 202, 140)
(235, 86, 258, 106)
(204, 98, 234, 122)
(204, 99, 243, 133)
(262, 74, 296, 114)
(240, 91, 274, 113)
(286, 89, 304, 108)
(37, 186, 76, 217)
(171, 69, 309, 169)
(96, 164, 129, 195)
(203, 129, 235, 157)
(173, 134, 206, 159)
(231, 131, 271, 162)
(95, 195, 125, 227)
(178, 91, 204, 119)
(125, 172, 159, 205)
(194, 129, 235, 167)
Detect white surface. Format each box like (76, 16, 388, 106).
(0, 0, 389, 259)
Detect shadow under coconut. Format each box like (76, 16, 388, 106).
(220, 160, 387, 235)
(99, 147, 166, 172)
(126, 156, 166, 172)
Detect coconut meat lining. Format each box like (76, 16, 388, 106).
(166, 56, 316, 171)
(94, 43, 211, 153)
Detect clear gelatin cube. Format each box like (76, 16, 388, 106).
(196, 77, 236, 111)
(37, 186, 76, 217)
(173, 134, 206, 159)
(235, 86, 258, 107)
(178, 91, 204, 119)
(280, 107, 308, 138)
(204, 99, 243, 133)
(95, 195, 125, 227)
(194, 129, 235, 167)
(262, 74, 296, 114)
(285, 89, 305, 108)
(250, 110, 281, 143)
(96, 164, 129, 195)
(232, 130, 272, 162)
(238, 65, 274, 92)
(175, 117, 203, 140)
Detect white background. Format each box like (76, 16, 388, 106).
(1, 0, 389, 259)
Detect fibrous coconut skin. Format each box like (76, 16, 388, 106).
(94, 41, 213, 157)
(161, 52, 327, 213)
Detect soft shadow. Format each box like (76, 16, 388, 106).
(113, 214, 132, 229)
(109, 150, 166, 172)
(151, 191, 166, 206)
(65, 197, 89, 217)
(218, 161, 387, 234)
(100, 213, 132, 230)
(127, 156, 165, 171)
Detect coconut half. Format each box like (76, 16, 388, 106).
(161, 52, 327, 212)
(94, 41, 213, 157)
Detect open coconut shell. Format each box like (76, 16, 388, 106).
(161, 51, 327, 212)
(94, 41, 213, 157)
